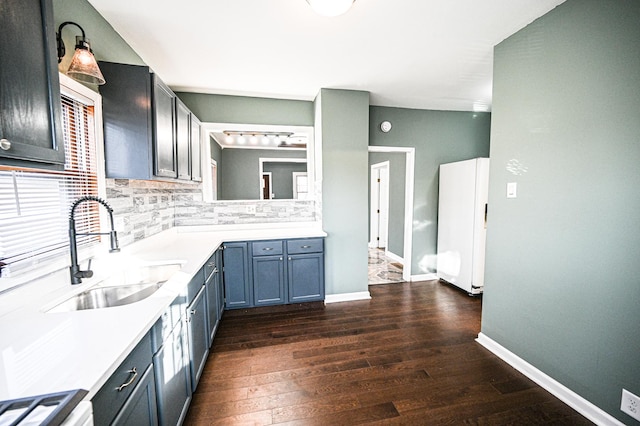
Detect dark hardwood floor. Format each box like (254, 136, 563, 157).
(185, 280, 592, 425)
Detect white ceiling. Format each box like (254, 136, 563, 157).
(86, 0, 565, 112)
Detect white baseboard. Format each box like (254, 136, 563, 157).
(385, 250, 404, 264)
(476, 333, 625, 426)
(325, 291, 371, 304)
(410, 273, 438, 282)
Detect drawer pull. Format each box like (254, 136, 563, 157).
(301, 245, 311, 249)
(116, 367, 138, 392)
(262, 247, 273, 251)
(0, 139, 11, 151)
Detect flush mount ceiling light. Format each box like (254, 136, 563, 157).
(306, 0, 355, 17)
(56, 21, 105, 85)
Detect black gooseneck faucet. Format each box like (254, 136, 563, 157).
(69, 196, 120, 284)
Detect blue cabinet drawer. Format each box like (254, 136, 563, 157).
(92, 332, 153, 426)
(186, 267, 205, 305)
(286, 238, 323, 254)
(252, 240, 283, 256)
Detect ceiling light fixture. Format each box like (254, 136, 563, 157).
(306, 0, 355, 17)
(56, 21, 105, 85)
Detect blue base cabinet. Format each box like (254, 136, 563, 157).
(112, 366, 158, 426)
(288, 253, 324, 303)
(223, 238, 325, 309)
(253, 255, 286, 306)
(152, 318, 191, 426)
(205, 249, 224, 345)
(222, 242, 252, 308)
(187, 285, 209, 391)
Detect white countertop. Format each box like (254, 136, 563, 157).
(0, 223, 325, 402)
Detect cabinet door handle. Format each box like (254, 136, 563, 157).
(116, 367, 138, 392)
(213, 267, 219, 273)
(279, 257, 283, 261)
(0, 139, 11, 151)
(288, 256, 292, 261)
(301, 245, 311, 249)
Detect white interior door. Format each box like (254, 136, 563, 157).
(370, 162, 390, 248)
(292, 172, 308, 199)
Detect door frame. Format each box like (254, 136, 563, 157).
(368, 146, 415, 282)
(261, 172, 273, 199)
(370, 161, 390, 249)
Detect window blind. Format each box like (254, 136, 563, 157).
(0, 94, 99, 277)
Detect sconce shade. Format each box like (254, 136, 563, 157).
(307, 0, 355, 16)
(57, 22, 106, 85)
(66, 37, 105, 85)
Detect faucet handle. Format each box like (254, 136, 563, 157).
(77, 259, 94, 279)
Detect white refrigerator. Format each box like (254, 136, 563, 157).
(436, 158, 490, 295)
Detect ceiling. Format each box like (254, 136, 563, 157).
(86, 0, 566, 112)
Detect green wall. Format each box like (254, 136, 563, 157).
(369, 107, 491, 276)
(218, 148, 306, 200)
(176, 93, 314, 127)
(369, 152, 406, 258)
(482, 0, 640, 423)
(53, 0, 143, 77)
(318, 89, 370, 296)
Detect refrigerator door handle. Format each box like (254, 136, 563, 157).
(484, 203, 488, 228)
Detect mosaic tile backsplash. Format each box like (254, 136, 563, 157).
(106, 179, 317, 247)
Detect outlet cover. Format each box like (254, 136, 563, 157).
(621, 389, 640, 421)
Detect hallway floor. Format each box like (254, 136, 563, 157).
(368, 248, 405, 285)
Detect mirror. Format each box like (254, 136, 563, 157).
(203, 123, 314, 201)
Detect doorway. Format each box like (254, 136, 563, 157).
(367, 146, 415, 284)
(261, 172, 273, 199)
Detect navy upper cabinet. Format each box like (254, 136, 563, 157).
(100, 62, 153, 179)
(175, 98, 191, 180)
(153, 77, 177, 178)
(99, 62, 198, 180)
(0, 0, 65, 168)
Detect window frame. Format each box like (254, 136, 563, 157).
(0, 74, 107, 293)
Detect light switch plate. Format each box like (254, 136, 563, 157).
(507, 182, 517, 198)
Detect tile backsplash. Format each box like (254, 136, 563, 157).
(106, 179, 317, 247)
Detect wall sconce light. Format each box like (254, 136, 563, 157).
(56, 21, 105, 85)
(306, 0, 355, 17)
